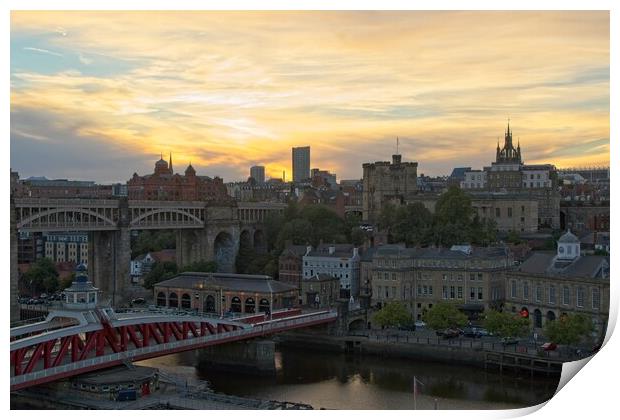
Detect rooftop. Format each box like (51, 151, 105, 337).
(518, 252, 608, 279)
(155, 272, 298, 294)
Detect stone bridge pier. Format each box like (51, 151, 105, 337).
(89, 227, 131, 306)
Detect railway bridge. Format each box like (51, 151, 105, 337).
(10, 197, 287, 320)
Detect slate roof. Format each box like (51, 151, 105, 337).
(414, 246, 510, 260)
(306, 244, 357, 258)
(518, 252, 608, 278)
(155, 272, 298, 293)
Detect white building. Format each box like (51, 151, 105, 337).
(302, 244, 360, 298)
(461, 170, 487, 189)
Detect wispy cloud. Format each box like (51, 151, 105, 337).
(10, 11, 609, 182)
(23, 46, 63, 57)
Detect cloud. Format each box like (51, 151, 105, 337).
(78, 53, 93, 65)
(23, 46, 63, 57)
(10, 11, 609, 182)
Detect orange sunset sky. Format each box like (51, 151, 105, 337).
(10, 11, 609, 183)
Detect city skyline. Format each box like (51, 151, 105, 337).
(11, 11, 609, 183)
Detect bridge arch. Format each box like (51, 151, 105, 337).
(214, 231, 235, 272)
(348, 318, 366, 332)
(17, 208, 116, 229)
(253, 229, 266, 253)
(130, 208, 203, 226)
(240, 229, 252, 249)
(546, 310, 556, 322)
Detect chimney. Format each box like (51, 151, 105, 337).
(353, 248, 359, 257)
(329, 246, 335, 255)
(392, 154, 402, 165)
(306, 245, 312, 255)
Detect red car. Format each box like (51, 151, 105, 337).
(541, 342, 557, 351)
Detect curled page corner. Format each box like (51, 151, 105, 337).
(555, 355, 592, 395)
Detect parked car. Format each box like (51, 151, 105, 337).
(501, 337, 519, 345)
(131, 297, 146, 305)
(398, 323, 416, 331)
(476, 328, 491, 337)
(463, 327, 482, 338)
(541, 342, 557, 351)
(414, 320, 427, 328)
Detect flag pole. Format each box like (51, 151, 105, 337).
(414, 376, 417, 410)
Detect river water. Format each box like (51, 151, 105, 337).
(136, 345, 560, 410)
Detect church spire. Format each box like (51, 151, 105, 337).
(169, 152, 173, 174)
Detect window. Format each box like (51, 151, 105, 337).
(450, 286, 455, 299)
(470, 287, 475, 300)
(417, 285, 422, 296)
(457, 286, 463, 299)
(442, 286, 448, 299)
(577, 287, 584, 308)
(385, 287, 389, 298)
(549, 285, 556, 304)
(563, 286, 570, 305)
(428, 285, 433, 296)
(495, 208, 501, 217)
(378, 286, 382, 296)
(392, 287, 397, 298)
(423, 285, 428, 295)
(478, 273, 483, 281)
(391, 273, 396, 280)
(511, 280, 517, 298)
(442, 274, 448, 281)
(457, 274, 463, 281)
(592, 288, 600, 309)
(478, 287, 483, 300)
(508, 208, 513, 218)
(470, 273, 475, 282)
(536, 285, 542, 302)
(523, 282, 529, 300)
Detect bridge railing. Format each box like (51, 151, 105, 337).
(11, 309, 337, 388)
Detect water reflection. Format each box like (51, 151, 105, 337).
(137, 345, 559, 410)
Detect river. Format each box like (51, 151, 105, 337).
(136, 345, 560, 410)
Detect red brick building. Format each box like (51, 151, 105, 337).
(127, 154, 228, 201)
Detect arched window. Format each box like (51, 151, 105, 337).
(168, 292, 178, 308)
(259, 298, 270, 313)
(245, 297, 256, 313)
(157, 292, 166, 307)
(181, 293, 191, 309)
(204, 295, 215, 313)
(230, 297, 242, 313)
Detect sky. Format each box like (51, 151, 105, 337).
(10, 11, 609, 184)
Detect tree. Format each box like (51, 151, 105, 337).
(143, 261, 178, 289)
(60, 273, 75, 290)
(422, 302, 468, 330)
(506, 230, 521, 245)
(373, 302, 412, 328)
(544, 313, 594, 346)
(131, 230, 176, 259)
(391, 202, 434, 246)
(21, 258, 59, 295)
(484, 310, 530, 338)
(181, 260, 217, 273)
(350, 227, 367, 247)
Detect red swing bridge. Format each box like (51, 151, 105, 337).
(10, 306, 337, 392)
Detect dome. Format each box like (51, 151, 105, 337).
(75, 263, 88, 282)
(559, 229, 579, 244)
(155, 158, 168, 167)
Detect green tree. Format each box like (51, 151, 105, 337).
(60, 273, 75, 290)
(181, 260, 217, 273)
(484, 310, 530, 338)
(373, 302, 412, 328)
(391, 203, 434, 246)
(350, 227, 367, 247)
(422, 302, 468, 330)
(21, 258, 59, 295)
(143, 261, 178, 289)
(506, 230, 521, 245)
(544, 313, 594, 345)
